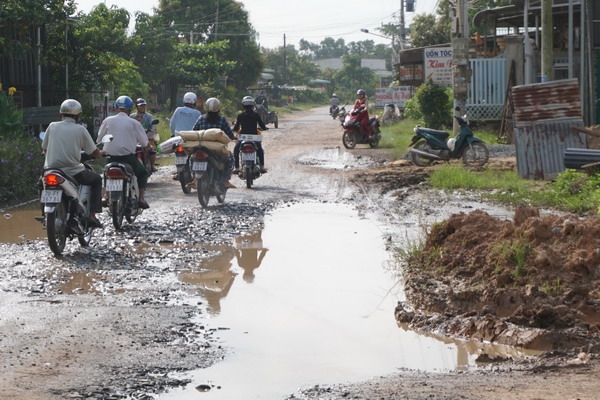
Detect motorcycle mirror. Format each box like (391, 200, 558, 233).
(101, 134, 114, 143)
(151, 119, 159, 125)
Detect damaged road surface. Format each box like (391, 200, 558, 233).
(2, 107, 600, 400)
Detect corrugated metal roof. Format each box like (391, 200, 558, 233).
(512, 79, 582, 125)
(512, 79, 586, 180)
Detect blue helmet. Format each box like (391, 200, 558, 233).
(115, 95, 134, 111)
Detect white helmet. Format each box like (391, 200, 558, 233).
(183, 92, 197, 104)
(242, 95, 255, 106)
(59, 99, 82, 116)
(205, 97, 221, 112)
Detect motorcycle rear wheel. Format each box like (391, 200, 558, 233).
(462, 142, 489, 167)
(179, 164, 192, 194)
(110, 192, 125, 230)
(126, 198, 138, 224)
(46, 200, 68, 256)
(245, 166, 253, 189)
(197, 176, 211, 208)
(410, 141, 435, 166)
(342, 131, 357, 149)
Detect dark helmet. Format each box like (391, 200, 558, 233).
(356, 89, 366, 96)
(135, 97, 147, 106)
(115, 95, 134, 111)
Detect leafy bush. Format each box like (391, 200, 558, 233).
(0, 86, 45, 207)
(403, 81, 452, 129)
(0, 136, 45, 207)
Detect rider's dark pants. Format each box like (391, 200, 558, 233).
(234, 141, 265, 168)
(74, 169, 103, 213)
(107, 154, 149, 189)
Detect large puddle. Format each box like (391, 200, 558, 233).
(0, 201, 539, 399)
(159, 202, 537, 399)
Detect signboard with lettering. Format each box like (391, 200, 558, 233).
(424, 47, 453, 87)
(375, 86, 413, 108)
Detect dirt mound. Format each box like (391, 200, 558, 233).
(396, 205, 600, 352)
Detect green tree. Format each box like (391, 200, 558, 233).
(158, 0, 262, 95)
(409, 13, 450, 48)
(415, 80, 452, 129)
(67, 4, 143, 95)
(334, 54, 377, 96)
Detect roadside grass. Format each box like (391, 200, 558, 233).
(380, 117, 600, 216)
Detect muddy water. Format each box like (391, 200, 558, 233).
(0, 203, 45, 243)
(0, 201, 537, 399)
(159, 202, 535, 400)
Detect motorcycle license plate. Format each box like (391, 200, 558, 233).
(175, 156, 188, 165)
(41, 189, 62, 203)
(105, 179, 123, 191)
(192, 161, 208, 171)
(238, 134, 262, 142)
(241, 153, 256, 162)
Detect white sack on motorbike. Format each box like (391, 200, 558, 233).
(157, 136, 183, 154)
(181, 140, 232, 156)
(179, 129, 231, 145)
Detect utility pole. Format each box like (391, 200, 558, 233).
(452, 0, 469, 134)
(541, 0, 553, 82)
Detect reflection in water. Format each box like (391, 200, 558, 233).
(234, 231, 268, 283)
(176, 231, 270, 314)
(177, 245, 237, 315)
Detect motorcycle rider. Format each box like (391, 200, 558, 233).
(169, 92, 202, 180)
(192, 97, 237, 189)
(254, 89, 269, 124)
(329, 93, 340, 115)
(130, 97, 158, 172)
(352, 89, 371, 137)
(42, 99, 104, 228)
(233, 96, 268, 174)
(169, 92, 202, 137)
(96, 95, 150, 209)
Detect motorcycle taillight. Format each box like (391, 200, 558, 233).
(175, 145, 186, 156)
(44, 173, 64, 186)
(241, 144, 255, 153)
(193, 149, 209, 160)
(105, 168, 128, 179)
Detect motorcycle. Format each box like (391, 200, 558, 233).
(236, 132, 263, 189)
(101, 136, 143, 230)
(341, 108, 381, 149)
(187, 144, 230, 208)
(136, 119, 159, 177)
(337, 105, 348, 124)
(408, 113, 489, 167)
(330, 104, 340, 119)
(255, 100, 278, 128)
(174, 142, 193, 194)
(38, 152, 97, 256)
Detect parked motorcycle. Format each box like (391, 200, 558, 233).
(341, 109, 381, 149)
(408, 114, 489, 167)
(38, 152, 97, 256)
(136, 119, 159, 177)
(236, 133, 263, 188)
(102, 136, 143, 230)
